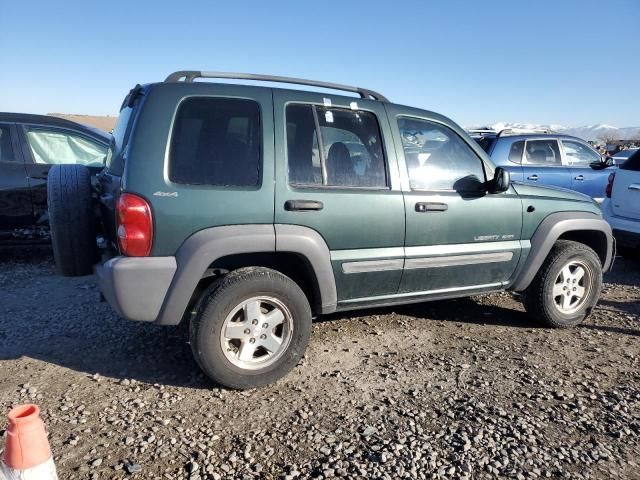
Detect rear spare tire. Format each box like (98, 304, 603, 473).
(47, 164, 98, 276)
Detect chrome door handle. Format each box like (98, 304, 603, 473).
(527, 174, 539, 181)
(574, 175, 584, 181)
(629, 184, 640, 191)
(415, 202, 448, 212)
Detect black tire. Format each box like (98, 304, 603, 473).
(522, 240, 603, 328)
(189, 267, 312, 389)
(47, 165, 97, 276)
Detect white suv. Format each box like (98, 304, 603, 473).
(602, 150, 640, 258)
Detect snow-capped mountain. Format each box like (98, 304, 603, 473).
(468, 122, 640, 142)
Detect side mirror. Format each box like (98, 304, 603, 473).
(489, 167, 510, 194)
(589, 157, 611, 170)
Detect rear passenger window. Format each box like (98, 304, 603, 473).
(0, 126, 15, 162)
(508, 141, 524, 164)
(286, 104, 387, 188)
(523, 140, 561, 166)
(169, 97, 261, 187)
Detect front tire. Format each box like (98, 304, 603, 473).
(189, 267, 312, 389)
(522, 240, 602, 328)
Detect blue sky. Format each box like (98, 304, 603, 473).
(1, 0, 638, 127)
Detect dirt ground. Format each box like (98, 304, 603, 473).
(0, 247, 638, 479)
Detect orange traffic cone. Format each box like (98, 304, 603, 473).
(1, 404, 58, 480)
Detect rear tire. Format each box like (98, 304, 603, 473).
(522, 240, 602, 328)
(47, 165, 98, 276)
(189, 267, 312, 389)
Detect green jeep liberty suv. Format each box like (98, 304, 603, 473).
(48, 71, 613, 389)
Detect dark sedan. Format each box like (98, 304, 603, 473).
(0, 113, 110, 242)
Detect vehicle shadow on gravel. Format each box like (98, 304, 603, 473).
(321, 296, 538, 329)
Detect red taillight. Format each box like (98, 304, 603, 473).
(605, 172, 616, 198)
(116, 193, 153, 256)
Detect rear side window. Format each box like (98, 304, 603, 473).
(475, 136, 495, 153)
(286, 104, 387, 188)
(169, 97, 261, 187)
(621, 150, 640, 171)
(508, 140, 524, 163)
(0, 126, 15, 161)
(524, 140, 561, 166)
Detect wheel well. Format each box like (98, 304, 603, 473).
(184, 252, 322, 321)
(557, 230, 608, 266)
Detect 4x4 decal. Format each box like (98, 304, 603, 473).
(153, 191, 179, 197)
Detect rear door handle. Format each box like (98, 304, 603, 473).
(527, 174, 539, 181)
(574, 175, 584, 181)
(629, 183, 640, 191)
(415, 202, 448, 213)
(284, 199, 323, 211)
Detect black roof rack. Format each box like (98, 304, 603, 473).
(165, 70, 389, 102)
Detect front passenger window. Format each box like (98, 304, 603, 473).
(398, 117, 486, 192)
(562, 140, 601, 166)
(26, 128, 107, 167)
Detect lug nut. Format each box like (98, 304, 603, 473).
(263, 323, 269, 329)
(252, 319, 258, 325)
(260, 334, 267, 340)
(244, 328, 250, 335)
(249, 338, 256, 344)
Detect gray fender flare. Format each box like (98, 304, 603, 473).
(155, 224, 336, 325)
(511, 212, 613, 292)
(275, 224, 337, 314)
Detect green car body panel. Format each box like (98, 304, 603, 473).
(97, 76, 613, 325)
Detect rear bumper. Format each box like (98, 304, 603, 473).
(96, 256, 177, 322)
(602, 199, 640, 247)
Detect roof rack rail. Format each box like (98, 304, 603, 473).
(165, 70, 389, 102)
(496, 128, 556, 138)
(466, 129, 498, 136)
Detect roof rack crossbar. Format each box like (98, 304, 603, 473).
(165, 70, 389, 102)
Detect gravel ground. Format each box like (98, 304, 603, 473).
(0, 247, 638, 479)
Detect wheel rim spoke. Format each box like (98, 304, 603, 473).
(237, 340, 257, 361)
(261, 333, 283, 354)
(244, 300, 263, 322)
(552, 282, 565, 298)
(562, 293, 573, 310)
(264, 308, 285, 327)
(574, 285, 585, 298)
(225, 322, 248, 340)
